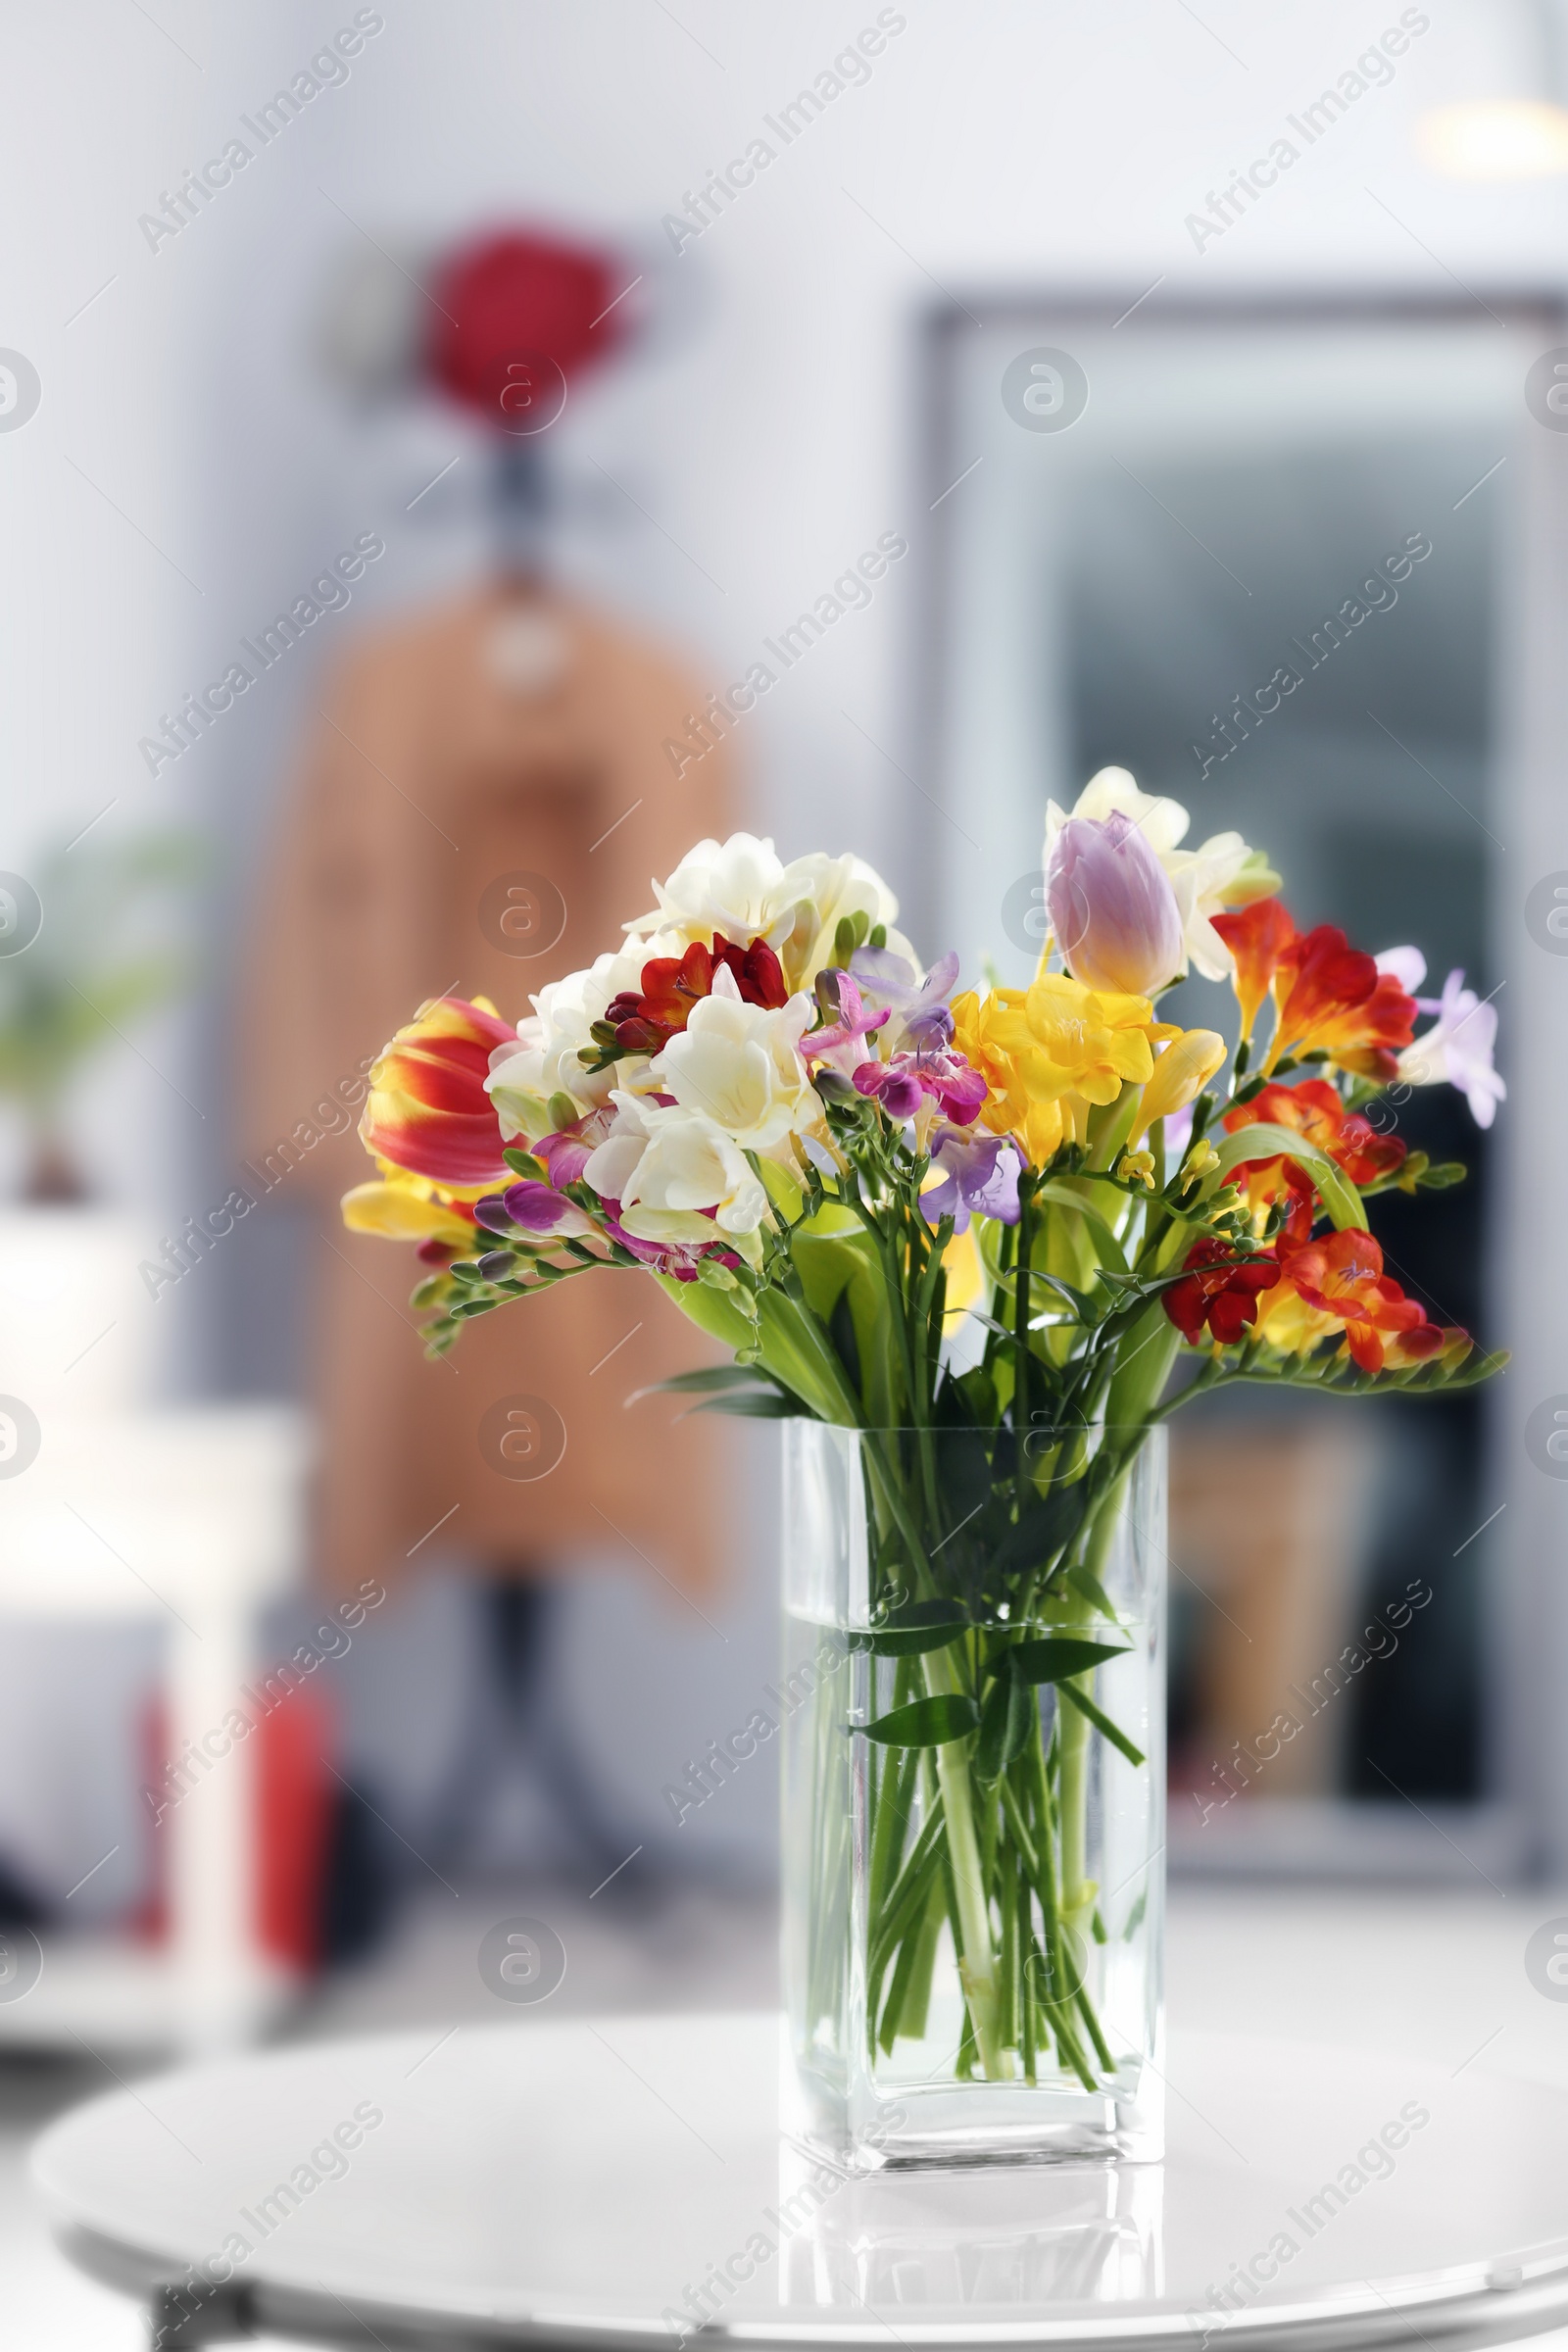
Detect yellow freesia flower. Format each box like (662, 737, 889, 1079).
(952, 973, 1172, 1167)
(1127, 1028, 1227, 1146)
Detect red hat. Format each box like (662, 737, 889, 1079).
(425, 229, 630, 429)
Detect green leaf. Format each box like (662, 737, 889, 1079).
(1033, 1181, 1130, 1276)
(1064, 1562, 1121, 1621)
(994, 1484, 1087, 1578)
(975, 1663, 1036, 1780)
(1203, 1119, 1368, 1232)
(688, 1391, 803, 1418)
(1026, 1270, 1102, 1321)
(860, 1693, 980, 1748)
(503, 1148, 545, 1180)
(656, 1270, 765, 1360)
(854, 1599, 970, 1657)
(1057, 1679, 1146, 1766)
(628, 1364, 774, 1400)
(793, 1224, 900, 1425)
(1009, 1636, 1131, 1687)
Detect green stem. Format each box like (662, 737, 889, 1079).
(868, 1668, 918, 1914)
(998, 1770, 1099, 2090)
(923, 1641, 1005, 2079)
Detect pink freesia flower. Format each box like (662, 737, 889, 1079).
(1046, 812, 1185, 997)
(534, 1109, 613, 1190)
(595, 1198, 742, 1281)
(802, 971, 889, 1079)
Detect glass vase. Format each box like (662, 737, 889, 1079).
(781, 1420, 1165, 2170)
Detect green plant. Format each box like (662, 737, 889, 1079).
(0, 831, 199, 1200)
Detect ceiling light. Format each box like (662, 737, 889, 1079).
(1418, 98, 1568, 177)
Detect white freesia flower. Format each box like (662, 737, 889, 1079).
(626, 831, 914, 989)
(582, 1090, 769, 1241)
(1376, 946, 1428, 995)
(1044, 767, 1278, 984)
(485, 932, 685, 1140)
(649, 965, 821, 1154)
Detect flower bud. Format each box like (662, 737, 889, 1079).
(1046, 813, 1184, 997)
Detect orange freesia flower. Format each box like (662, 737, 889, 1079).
(1223, 1079, 1406, 1239)
(1255, 1229, 1455, 1374)
(1211, 900, 1417, 1080)
(361, 995, 514, 1192)
(1269, 928, 1416, 1080)
(1211, 897, 1296, 1041)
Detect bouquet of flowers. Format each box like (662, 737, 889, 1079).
(345, 767, 1502, 2101)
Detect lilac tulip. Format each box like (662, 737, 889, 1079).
(921, 1125, 1022, 1232)
(1046, 812, 1184, 997)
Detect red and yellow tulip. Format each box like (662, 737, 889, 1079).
(360, 995, 514, 1193)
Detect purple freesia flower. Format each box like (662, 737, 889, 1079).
(1046, 812, 1184, 997)
(850, 946, 960, 1051)
(921, 1124, 1022, 1232)
(854, 1047, 987, 1125)
(503, 1179, 580, 1235)
(473, 1172, 593, 1239)
(854, 1060, 925, 1120)
(473, 1193, 516, 1237)
(1397, 967, 1505, 1129)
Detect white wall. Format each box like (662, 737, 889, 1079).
(6, 0, 1563, 1207)
(4, 0, 1567, 1875)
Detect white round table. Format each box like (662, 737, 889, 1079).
(31, 2013, 1568, 2351)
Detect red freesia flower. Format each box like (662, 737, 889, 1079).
(1164, 1237, 1282, 1346)
(361, 996, 514, 1190)
(1223, 1079, 1406, 1239)
(602, 933, 788, 1055)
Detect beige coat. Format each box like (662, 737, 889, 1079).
(238, 586, 732, 1595)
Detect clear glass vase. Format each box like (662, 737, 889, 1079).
(781, 1421, 1165, 2170)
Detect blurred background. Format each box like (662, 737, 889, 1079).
(4, 0, 1568, 2340)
